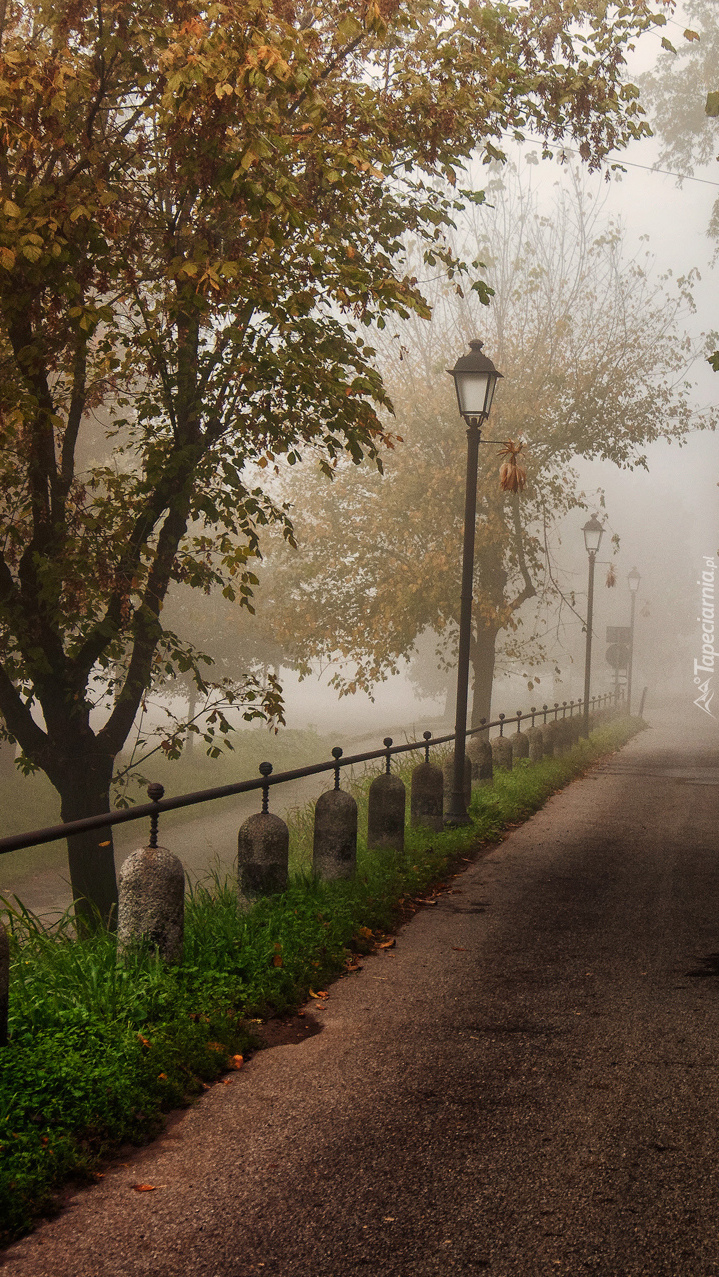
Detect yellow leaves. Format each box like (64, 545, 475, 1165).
(308, 987, 328, 1000)
(215, 82, 234, 99)
(0, 247, 15, 270)
(3, 200, 20, 218)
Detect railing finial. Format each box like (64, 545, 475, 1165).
(147, 782, 164, 849)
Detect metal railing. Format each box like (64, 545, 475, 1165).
(0, 691, 625, 859)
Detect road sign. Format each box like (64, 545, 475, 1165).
(606, 643, 630, 669)
(606, 626, 631, 644)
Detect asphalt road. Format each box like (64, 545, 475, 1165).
(3, 707, 719, 1276)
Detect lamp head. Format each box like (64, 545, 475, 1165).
(582, 514, 604, 556)
(447, 340, 503, 425)
(627, 566, 641, 593)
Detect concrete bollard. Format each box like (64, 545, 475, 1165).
(511, 730, 529, 763)
(368, 773, 406, 852)
(0, 921, 8, 1047)
(313, 788, 357, 880)
(491, 735, 513, 770)
(542, 718, 560, 757)
(411, 760, 444, 832)
(527, 726, 544, 762)
(118, 845, 185, 964)
(468, 736, 493, 783)
(442, 753, 472, 812)
(238, 812, 289, 903)
(238, 763, 290, 906)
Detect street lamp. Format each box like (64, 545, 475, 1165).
(445, 340, 503, 824)
(582, 514, 604, 737)
(627, 566, 641, 715)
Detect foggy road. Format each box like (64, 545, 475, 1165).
(4, 706, 719, 1276)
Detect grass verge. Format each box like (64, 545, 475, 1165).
(0, 715, 643, 1244)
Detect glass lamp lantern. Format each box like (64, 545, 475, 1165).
(627, 566, 641, 593)
(448, 340, 503, 425)
(582, 515, 604, 556)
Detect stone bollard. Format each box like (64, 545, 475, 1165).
(0, 921, 8, 1047)
(313, 789, 357, 879)
(368, 738, 406, 853)
(491, 734, 513, 770)
(527, 726, 544, 762)
(313, 748, 357, 880)
(238, 763, 289, 907)
(542, 714, 562, 756)
(442, 752, 472, 812)
(511, 730, 529, 763)
(118, 845, 185, 964)
(411, 761, 443, 832)
(468, 735, 493, 783)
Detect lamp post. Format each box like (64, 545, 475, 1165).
(626, 566, 641, 716)
(582, 515, 604, 738)
(445, 340, 503, 824)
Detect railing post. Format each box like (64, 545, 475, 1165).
(313, 748, 358, 880)
(368, 738, 406, 852)
(512, 710, 529, 762)
(492, 715, 513, 770)
(238, 763, 289, 907)
(411, 732, 444, 832)
(117, 784, 185, 963)
(467, 720, 493, 783)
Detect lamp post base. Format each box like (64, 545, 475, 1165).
(444, 810, 472, 828)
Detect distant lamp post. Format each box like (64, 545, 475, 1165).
(582, 515, 604, 738)
(445, 340, 503, 824)
(627, 566, 641, 715)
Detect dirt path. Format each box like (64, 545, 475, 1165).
(4, 707, 719, 1275)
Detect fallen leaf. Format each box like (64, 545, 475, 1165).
(230, 1055, 243, 1069)
(383, 1216, 395, 1222)
(452, 947, 468, 952)
(272, 956, 283, 967)
(157, 1072, 167, 1080)
(377, 938, 396, 949)
(132, 1184, 156, 1192)
(137, 1035, 152, 1049)
(415, 898, 437, 906)
(309, 988, 328, 999)
(357, 926, 373, 939)
(222, 1079, 233, 1086)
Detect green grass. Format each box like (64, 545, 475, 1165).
(0, 715, 643, 1244)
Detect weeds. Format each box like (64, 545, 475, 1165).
(0, 716, 642, 1244)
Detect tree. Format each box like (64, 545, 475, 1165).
(638, 0, 719, 365)
(0, 0, 673, 926)
(264, 167, 714, 724)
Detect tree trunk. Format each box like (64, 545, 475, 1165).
(470, 624, 498, 728)
(56, 753, 118, 933)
